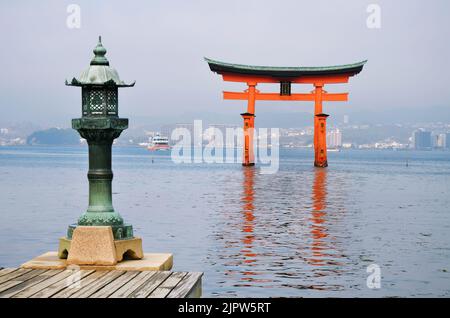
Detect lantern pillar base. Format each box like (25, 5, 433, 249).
(57, 226, 144, 265)
(67, 222, 134, 240)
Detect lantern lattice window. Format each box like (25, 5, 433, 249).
(106, 89, 118, 115)
(81, 87, 118, 116)
(82, 90, 89, 115)
(89, 90, 105, 114)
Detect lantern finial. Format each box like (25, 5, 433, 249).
(91, 35, 109, 66)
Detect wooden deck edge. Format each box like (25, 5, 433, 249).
(0, 268, 203, 298)
(186, 276, 202, 298)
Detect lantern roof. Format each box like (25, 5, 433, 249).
(66, 36, 135, 87)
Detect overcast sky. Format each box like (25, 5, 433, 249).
(1, 0, 449, 127)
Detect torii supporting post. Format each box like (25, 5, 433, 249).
(315, 113, 329, 168)
(241, 112, 255, 166)
(313, 83, 323, 162)
(241, 82, 256, 166)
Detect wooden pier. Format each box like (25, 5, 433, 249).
(0, 267, 202, 298)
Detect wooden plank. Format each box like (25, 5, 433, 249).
(0, 270, 63, 298)
(127, 271, 172, 298)
(148, 272, 187, 298)
(0, 280, 25, 294)
(69, 270, 125, 298)
(108, 271, 156, 298)
(0, 268, 32, 284)
(89, 271, 140, 298)
(0, 269, 48, 293)
(0, 269, 203, 298)
(51, 270, 110, 298)
(12, 270, 75, 298)
(0, 268, 19, 278)
(166, 272, 203, 298)
(30, 270, 95, 298)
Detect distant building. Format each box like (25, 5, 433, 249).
(446, 133, 450, 149)
(327, 129, 342, 148)
(435, 133, 446, 148)
(412, 129, 431, 150)
(343, 115, 349, 125)
(431, 133, 440, 148)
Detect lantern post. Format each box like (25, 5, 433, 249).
(58, 37, 143, 264)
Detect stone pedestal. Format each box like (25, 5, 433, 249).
(58, 226, 143, 266)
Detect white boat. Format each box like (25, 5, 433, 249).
(148, 134, 170, 151)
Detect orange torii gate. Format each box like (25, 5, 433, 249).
(205, 58, 366, 167)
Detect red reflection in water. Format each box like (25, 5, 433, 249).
(309, 168, 328, 266)
(241, 167, 257, 264)
(234, 167, 275, 285)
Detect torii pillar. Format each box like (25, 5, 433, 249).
(315, 113, 329, 167)
(241, 81, 256, 166)
(241, 112, 255, 166)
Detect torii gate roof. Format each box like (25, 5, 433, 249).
(205, 57, 367, 78)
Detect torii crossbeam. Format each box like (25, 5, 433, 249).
(205, 58, 366, 167)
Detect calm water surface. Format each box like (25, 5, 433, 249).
(0, 146, 449, 297)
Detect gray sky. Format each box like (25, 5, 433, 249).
(1, 0, 450, 127)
